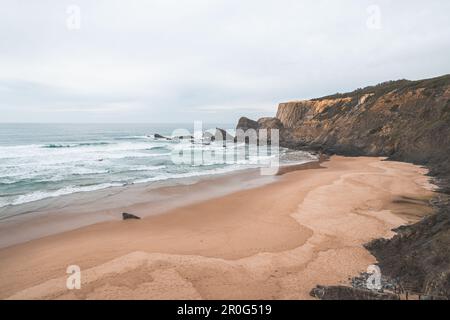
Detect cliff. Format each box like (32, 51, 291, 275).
(276, 75, 450, 172)
(237, 74, 450, 298)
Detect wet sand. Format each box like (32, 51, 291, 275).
(0, 156, 436, 299)
(0, 167, 280, 248)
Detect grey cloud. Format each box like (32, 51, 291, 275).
(0, 0, 449, 123)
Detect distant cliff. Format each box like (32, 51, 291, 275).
(237, 74, 450, 299)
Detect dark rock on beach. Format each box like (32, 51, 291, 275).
(122, 212, 141, 220)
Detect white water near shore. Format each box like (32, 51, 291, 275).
(0, 124, 317, 216)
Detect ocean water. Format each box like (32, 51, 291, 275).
(0, 123, 316, 211)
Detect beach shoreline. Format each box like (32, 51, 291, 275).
(0, 165, 288, 248)
(0, 156, 436, 300)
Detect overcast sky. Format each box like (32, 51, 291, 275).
(1, 0, 449, 123)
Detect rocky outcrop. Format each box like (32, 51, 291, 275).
(310, 285, 400, 300)
(365, 195, 450, 298)
(236, 117, 259, 131)
(236, 116, 284, 131)
(235, 117, 284, 144)
(257, 117, 284, 130)
(154, 133, 171, 140)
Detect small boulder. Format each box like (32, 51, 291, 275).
(122, 212, 141, 220)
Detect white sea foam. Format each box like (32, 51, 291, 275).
(8, 183, 125, 207)
(133, 165, 250, 184)
(0, 127, 318, 210)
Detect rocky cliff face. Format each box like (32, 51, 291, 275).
(277, 98, 353, 128)
(277, 76, 450, 169)
(238, 74, 450, 298)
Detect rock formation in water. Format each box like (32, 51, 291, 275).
(236, 116, 284, 144)
(237, 74, 450, 299)
(154, 133, 172, 140)
(215, 128, 234, 141)
(236, 117, 260, 131)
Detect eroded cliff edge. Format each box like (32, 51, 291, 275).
(238, 74, 450, 298)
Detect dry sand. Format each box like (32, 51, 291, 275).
(0, 156, 436, 300)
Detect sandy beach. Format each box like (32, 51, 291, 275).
(0, 156, 436, 300)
